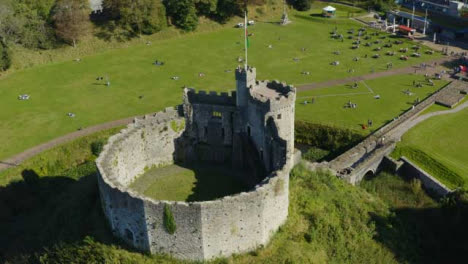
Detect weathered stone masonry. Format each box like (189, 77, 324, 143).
(96, 66, 296, 261)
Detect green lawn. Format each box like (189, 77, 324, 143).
(392, 107, 468, 189)
(296, 74, 448, 134)
(129, 164, 247, 202)
(0, 6, 441, 160)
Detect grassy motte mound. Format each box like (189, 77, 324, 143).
(1, 129, 466, 263)
(0, 127, 397, 263)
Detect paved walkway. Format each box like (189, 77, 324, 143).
(297, 56, 453, 91)
(390, 100, 468, 140)
(0, 56, 459, 173)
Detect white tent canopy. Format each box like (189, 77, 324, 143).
(323, 6, 336, 12)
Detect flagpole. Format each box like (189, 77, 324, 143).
(423, 9, 427, 35)
(244, 11, 248, 70)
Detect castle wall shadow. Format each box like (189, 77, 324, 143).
(0, 164, 122, 263)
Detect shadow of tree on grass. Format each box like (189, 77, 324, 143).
(371, 192, 468, 264)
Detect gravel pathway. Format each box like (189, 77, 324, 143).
(297, 57, 453, 91)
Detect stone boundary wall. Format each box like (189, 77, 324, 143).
(399, 156, 452, 197)
(96, 108, 291, 261)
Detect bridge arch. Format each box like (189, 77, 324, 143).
(363, 169, 376, 180)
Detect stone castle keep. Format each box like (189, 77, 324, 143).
(96, 66, 297, 260)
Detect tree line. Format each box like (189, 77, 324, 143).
(0, 0, 396, 72)
(0, 0, 267, 71)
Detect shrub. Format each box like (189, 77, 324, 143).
(302, 147, 330, 162)
(170, 120, 185, 132)
(163, 204, 176, 234)
(410, 178, 423, 195)
(91, 140, 105, 156)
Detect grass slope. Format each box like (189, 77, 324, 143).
(361, 172, 468, 263)
(296, 74, 447, 134)
(392, 107, 468, 189)
(0, 5, 440, 160)
(2, 129, 466, 263)
(0, 130, 398, 263)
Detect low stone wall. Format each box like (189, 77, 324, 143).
(96, 108, 290, 261)
(380, 155, 403, 173)
(399, 156, 452, 197)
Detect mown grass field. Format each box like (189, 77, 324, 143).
(0, 3, 441, 160)
(129, 164, 247, 202)
(392, 107, 468, 189)
(296, 74, 448, 134)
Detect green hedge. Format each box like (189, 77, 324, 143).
(295, 121, 363, 158)
(392, 146, 465, 189)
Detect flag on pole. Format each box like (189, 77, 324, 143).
(244, 10, 249, 69)
(245, 13, 250, 48)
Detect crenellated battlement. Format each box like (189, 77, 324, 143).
(264, 80, 296, 96)
(247, 80, 296, 111)
(184, 88, 236, 106)
(235, 66, 257, 80)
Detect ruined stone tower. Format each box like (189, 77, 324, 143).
(96, 66, 296, 261)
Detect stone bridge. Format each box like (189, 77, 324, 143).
(326, 80, 466, 184)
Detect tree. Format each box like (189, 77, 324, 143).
(0, 39, 12, 71)
(21, 0, 56, 20)
(215, 0, 243, 23)
(52, 0, 91, 47)
(289, 0, 313, 11)
(360, 0, 395, 12)
(163, 0, 198, 31)
(0, 0, 56, 49)
(103, 0, 167, 35)
(214, 0, 266, 23)
(194, 0, 217, 16)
